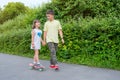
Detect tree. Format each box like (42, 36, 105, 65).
(0, 2, 29, 24)
(0, 7, 2, 12)
(50, 0, 120, 18)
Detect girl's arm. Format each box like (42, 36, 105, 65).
(31, 30, 35, 47)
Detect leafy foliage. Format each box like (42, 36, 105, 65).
(51, 0, 120, 18)
(0, 0, 120, 70)
(0, 2, 29, 24)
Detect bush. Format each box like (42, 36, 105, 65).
(0, 0, 120, 70)
(0, 17, 120, 70)
(0, 14, 28, 34)
(58, 17, 120, 69)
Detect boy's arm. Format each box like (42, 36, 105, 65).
(40, 37, 45, 46)
(43, 22, 47, 44)
(59, 29, 64, 44)
(43, 31, 47, 43)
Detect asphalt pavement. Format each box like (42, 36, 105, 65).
(0, 53, 120, 80)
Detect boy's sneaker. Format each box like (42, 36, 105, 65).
(54, 65, 59, 69)
(50, 65, 59, 69)
(49, 65, 55, 69)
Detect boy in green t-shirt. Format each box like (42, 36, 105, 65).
(43, 10, 64, 69)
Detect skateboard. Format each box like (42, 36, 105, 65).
(29, 63, 45, 71)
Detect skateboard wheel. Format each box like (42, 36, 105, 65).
(29, 67, 33, 70)
(39, 68, 43, 71)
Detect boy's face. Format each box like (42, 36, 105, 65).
(46, 14, 54, 21)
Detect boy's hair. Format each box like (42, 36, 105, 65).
(46, 10, 54, 15)
(32, 20, 40, 29)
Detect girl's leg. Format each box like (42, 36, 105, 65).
(33, 49, 39, 64)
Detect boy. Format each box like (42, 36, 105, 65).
(43, 10, 64, 69)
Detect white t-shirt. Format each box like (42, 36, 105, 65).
(31, 29, 42, 50)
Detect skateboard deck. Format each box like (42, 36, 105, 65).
(29, 63, 45, 71)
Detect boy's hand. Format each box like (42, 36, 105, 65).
(62, 39, 65, 44)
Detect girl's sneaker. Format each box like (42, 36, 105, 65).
(34, 64, 44, 69)
(37, 63, 45, 67)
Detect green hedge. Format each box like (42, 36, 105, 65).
(60, 17, 120, 70)
(0, 17, 120, 70)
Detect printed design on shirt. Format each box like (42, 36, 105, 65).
(37, 32, 41, 37)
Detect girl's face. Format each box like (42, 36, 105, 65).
(35, 22, 40, 28)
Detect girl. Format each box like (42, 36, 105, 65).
(31, 20, 44, 66)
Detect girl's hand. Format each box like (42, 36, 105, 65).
(32, 44, 35, 48)
(32, 42, 35, 48)
(42, 41, 46, 46)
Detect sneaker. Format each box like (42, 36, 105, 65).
(54, 65, 59, 69)
(49, 65, 55, 69)
(39, 64, 45, 68)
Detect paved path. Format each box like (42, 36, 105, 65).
(0, 53, 120, 80)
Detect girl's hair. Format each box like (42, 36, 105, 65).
(32, 20, 40, 29)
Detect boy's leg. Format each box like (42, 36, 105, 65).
(48, 42, 57, 65)
(54, 43, 59, 68)
(54, 43, 58, 52)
